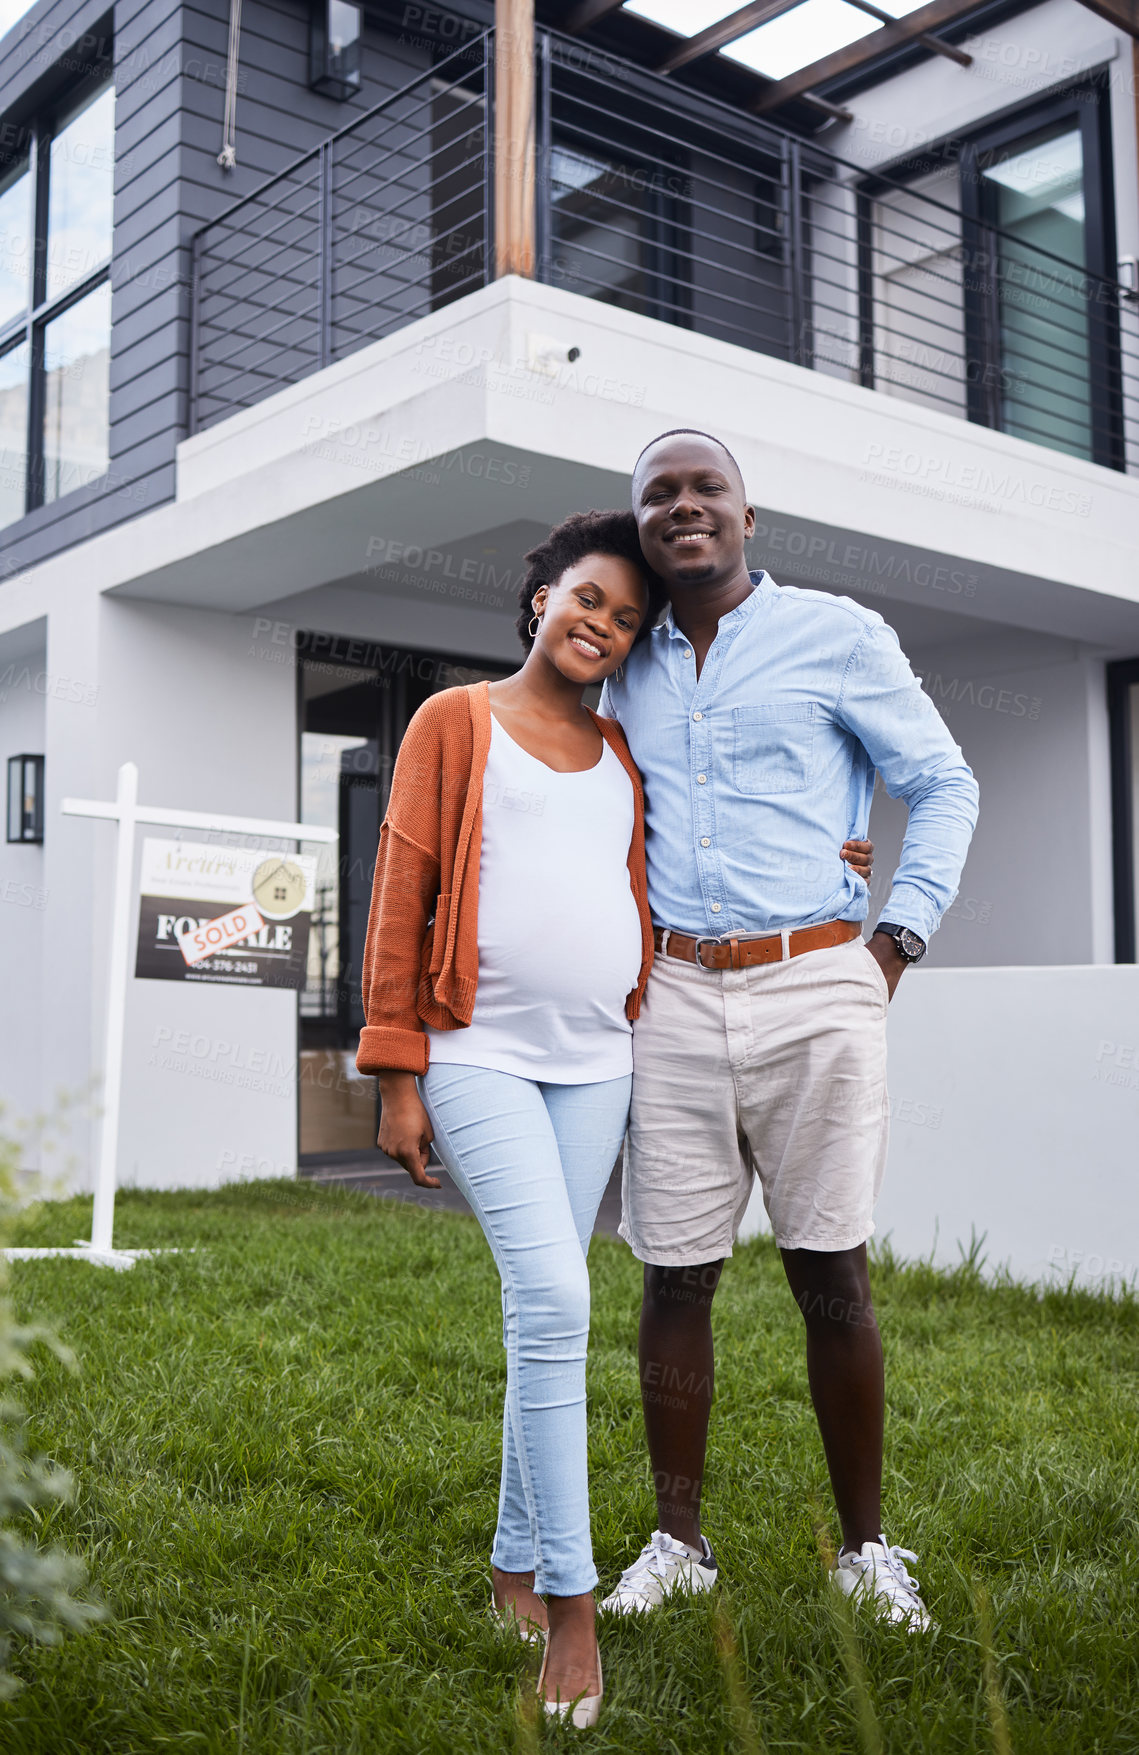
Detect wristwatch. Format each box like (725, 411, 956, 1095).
(876, 922, 927, 963)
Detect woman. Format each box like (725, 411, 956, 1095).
(357, 510, 873, 1726)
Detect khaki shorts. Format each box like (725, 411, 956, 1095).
(620, 936, 890, 1264)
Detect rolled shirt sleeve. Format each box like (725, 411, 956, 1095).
(835, 620, 980, 943)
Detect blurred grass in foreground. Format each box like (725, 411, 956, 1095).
(1, 1181, 1136, 1753)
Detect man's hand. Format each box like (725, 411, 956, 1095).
(866, 930, 907, 1002)
(377, 1071, 441, 1188)
(842, 839, 874, 881)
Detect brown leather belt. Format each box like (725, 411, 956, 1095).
(653, 918, 861, 971)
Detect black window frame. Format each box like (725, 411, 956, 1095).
(1108, 656, 1139, 964)
(0, 63, 115, 523)
(854, 75, 1124, 468)
(958, 77, 1123, 470)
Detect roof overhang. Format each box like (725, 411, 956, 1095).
(4, 277, 1136, 654)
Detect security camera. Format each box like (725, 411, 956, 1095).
(527, 334, 583, 376)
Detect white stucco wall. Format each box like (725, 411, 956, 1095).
(18, 598, 300, 1199)
(0, 619, 49, 1168)
(856, 625, 1115, 966)
(741, 964, 1139, 1291)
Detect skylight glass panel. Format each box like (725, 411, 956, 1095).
(723, 0, 882, 78)
(623, 0, 745, 37)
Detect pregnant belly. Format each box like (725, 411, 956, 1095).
(475, 899, 643, 1022)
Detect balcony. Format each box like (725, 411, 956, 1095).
(190, 25, 1139, 474)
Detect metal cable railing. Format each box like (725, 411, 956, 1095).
(540, 31, 1137, 472)
(190, 36, 491, 432)
(190, 25, 1138, 473)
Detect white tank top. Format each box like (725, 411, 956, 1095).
(427, 715, 643, 1083)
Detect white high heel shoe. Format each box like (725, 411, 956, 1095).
(538, 1643, 603, 1730)
(489, 1594, 546, 1645)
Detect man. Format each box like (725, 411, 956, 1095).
(598, 429, 979, 1630)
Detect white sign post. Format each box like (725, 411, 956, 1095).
(3, 762, 338, 1271)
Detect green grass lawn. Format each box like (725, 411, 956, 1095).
(1, 1181, 1137, 1754)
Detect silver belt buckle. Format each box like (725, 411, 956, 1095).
(691, 933, 722, 967)
(693, 926, 793, 968)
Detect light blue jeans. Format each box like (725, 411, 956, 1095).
(420, 1064, 631, 1597)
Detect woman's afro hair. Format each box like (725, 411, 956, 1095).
(515, 509, 667, 650)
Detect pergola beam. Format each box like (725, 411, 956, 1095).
(495, 0, 535, 277)
(750, 0, 991, 112)
(845, 0, 972, 64)
(656, 0, 805, 74)
(563, 0, 626, 32)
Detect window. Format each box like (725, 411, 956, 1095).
(0, 77, 114, 530)
(959, 85, 1121, 468)
(1108, 658, 1139, 963)
(298, 641, 514, 1159)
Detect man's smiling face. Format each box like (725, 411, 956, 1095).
(632, 434, 755, 591)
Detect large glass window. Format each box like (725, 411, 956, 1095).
(0, 158, 31, 331)
(978, 124, 1092, 460)
(1108, 660, 1139, 964)
(43, 280, 111, 502)
(959, 87, 1121, 468)
(0, 76, 114, 530)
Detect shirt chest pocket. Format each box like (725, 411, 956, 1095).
(731, 703, 817, 795)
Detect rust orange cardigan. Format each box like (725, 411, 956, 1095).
(356, 680, 655, 1076)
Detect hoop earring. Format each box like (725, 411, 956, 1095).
(528, 614, 542, 638)
(614, 663, 624, 681)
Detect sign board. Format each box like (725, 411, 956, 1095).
(134, 839, 318, 989)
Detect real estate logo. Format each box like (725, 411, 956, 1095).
(134, 840, 317, 990)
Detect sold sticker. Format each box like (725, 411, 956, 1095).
(177, 903, 266, 967)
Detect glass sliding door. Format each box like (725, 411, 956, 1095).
(960, 85, 1121, 467)
(978, 124, 1091, 459)
(1108, 659, 1139, 964)
(298, 642, 514, 1160)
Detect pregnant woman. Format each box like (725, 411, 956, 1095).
(356, 510, 873, 1727)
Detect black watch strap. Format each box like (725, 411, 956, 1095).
(877, 922, 926, 961)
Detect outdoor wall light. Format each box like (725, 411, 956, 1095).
(310, 0, 362, 100)
(7, 753, 44, 844)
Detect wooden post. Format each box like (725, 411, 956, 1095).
(494, 0, 535, 278)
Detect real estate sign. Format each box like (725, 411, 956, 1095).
(134, 839, 317, 989)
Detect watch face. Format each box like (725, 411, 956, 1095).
(251, 856, 308, 920)
(899, 928, 925, 961)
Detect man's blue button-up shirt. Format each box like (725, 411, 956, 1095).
(600, 571, 979, 943)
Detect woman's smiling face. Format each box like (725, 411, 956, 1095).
(531, 553, 650, 682)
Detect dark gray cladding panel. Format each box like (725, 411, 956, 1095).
(0, 0, 431, 580)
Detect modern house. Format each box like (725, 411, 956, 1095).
(0, 0, 1136, 1283)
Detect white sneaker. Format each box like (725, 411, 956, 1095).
(830, 1536, 934, 1631)
(599, 1530, 718, 1615)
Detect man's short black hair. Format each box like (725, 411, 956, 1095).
(516, 509, 667, 649)
(632, 428, 746, 493)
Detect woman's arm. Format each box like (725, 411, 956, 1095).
(356, 705, 446, 1077)
(378, 1071, 440, 1189)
